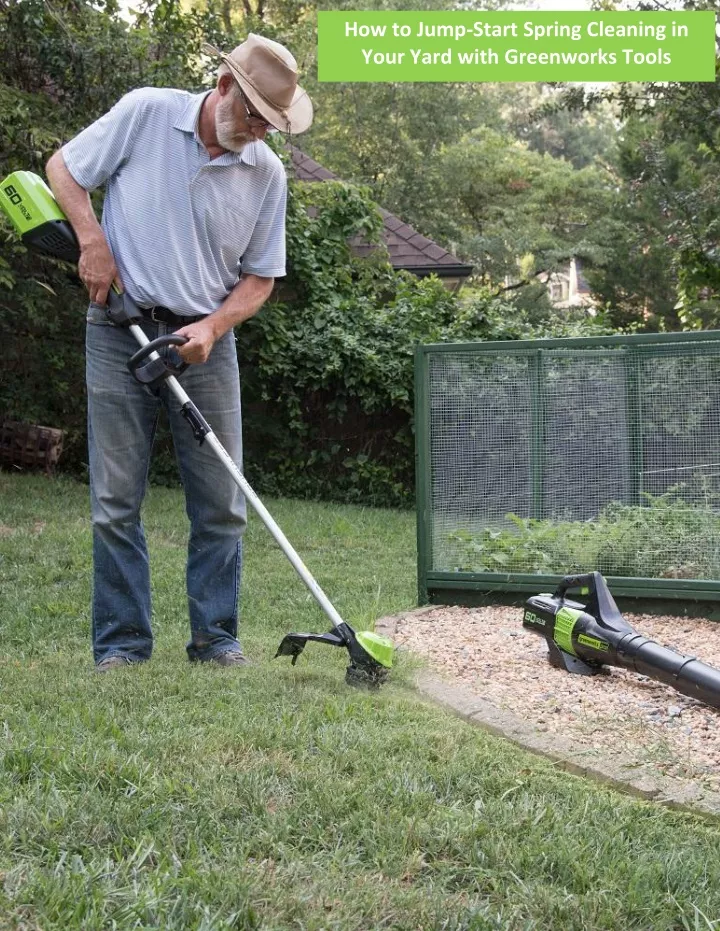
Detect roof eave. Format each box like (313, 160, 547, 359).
(395, 263, 475, 279)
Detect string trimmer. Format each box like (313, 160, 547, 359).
(0, 170, 395, 688)
(524, 571, 720, 709)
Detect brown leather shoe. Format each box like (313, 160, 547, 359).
(209, 651, 251, 667)
(95, 655, 134, 673)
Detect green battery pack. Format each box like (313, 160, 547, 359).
(0, 170, 80, 263)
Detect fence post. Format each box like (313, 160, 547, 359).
(415, 344, 431, 605)
(530, 350, 545, 519)
(625, 348, 643, 507)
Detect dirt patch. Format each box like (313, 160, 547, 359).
(394, 605, 720, 794)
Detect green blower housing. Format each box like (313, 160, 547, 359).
(525, 572, 720, 710)
(0, 171, 80, 263)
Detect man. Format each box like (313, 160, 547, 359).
(45, 34, 313, 671)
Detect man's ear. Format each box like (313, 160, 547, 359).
(217, 73, 235, 96)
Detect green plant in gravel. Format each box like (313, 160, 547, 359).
(449, 490, 720, 579)
(2, 473, 720, 929)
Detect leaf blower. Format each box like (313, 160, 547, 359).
(524, 571, 720, 709)
(0, 170, 395, 688)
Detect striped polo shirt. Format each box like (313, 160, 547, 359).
(62, 87, 287, 317)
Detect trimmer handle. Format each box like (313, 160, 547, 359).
(553, 572, 599, 600)
(127, 335, 189, 387)
(106, 287, 144, 327)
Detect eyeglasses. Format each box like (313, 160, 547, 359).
(239, 89, 273, 131)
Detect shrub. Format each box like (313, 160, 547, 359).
(448, 490, 720, 580)
(233, 179, 609, 506)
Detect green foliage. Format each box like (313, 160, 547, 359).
(514, 86, 619, 170)
(303, 87, 623, 308)
(283, 0, 521, 225)
(550, 6, 720, 331)
(426, 128, 620, 287)
(232, 178, 609, 507)
(0, 0, 228, 111)
(0, 83, 91, 465)
(0, 0, 606, 506)
(608, 124, 720, 331)
(450, 491, 720, 580)
(0, 0, 233, 471)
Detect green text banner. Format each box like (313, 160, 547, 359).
(317, 11, 716, 83)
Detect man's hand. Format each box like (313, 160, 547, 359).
(174, 318, 219, 365)
(45, 151, 122, 306)
(79, 235, 121, 306)
(173, 274, 273, 365)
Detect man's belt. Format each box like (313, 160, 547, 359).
(140, 305, 207, 326)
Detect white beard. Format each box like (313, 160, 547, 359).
(215, 90, 255, 153)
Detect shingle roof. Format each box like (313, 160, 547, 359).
(288, 145, 473, 280)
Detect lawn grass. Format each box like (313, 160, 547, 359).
(1, 471, 720, 930)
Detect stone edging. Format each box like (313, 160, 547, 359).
(376, 608, 720, 820)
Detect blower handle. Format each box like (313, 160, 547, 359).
(553, 572, 598, 600)
(127, 335, 189, 387)
(554, 571, 629, 633)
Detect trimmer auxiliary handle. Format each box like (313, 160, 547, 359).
(127, 334, 189, 387)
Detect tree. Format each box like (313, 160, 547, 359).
(471, 82, 620, 170)
(238, 0, 533, 236)
(536, 0, 720, 329)
(418, 128, 619, 293)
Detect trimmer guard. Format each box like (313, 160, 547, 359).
(274, 630, 347, 665)
(275, 622, 394, 689)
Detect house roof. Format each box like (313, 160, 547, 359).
(288, 146, 474, 280)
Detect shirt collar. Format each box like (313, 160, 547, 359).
(174, 91, 258, 167)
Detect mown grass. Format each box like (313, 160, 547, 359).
(1, 472, 720, 930)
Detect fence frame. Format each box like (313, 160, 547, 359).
(415, 330, 720, 607)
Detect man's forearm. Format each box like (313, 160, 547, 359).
(45, 150, 120, 304)
(205, 274, 275, 339)
(45, 151, 104, 249)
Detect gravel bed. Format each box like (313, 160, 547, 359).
(395, 605, 720, 792)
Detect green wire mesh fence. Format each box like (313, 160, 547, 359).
(415, 332, 720, 605)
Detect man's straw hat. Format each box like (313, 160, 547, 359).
(202, 34, 313, 135)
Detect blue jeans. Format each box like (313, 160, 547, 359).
(86, 303, 247, 663)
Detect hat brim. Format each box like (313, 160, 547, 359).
(240, 76, 313, 135)
(203, 42, 313, 134)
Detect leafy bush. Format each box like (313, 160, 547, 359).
(0, 0, 231, 475)
(233, 179, 609, 506)
(448, 491, 720, 580)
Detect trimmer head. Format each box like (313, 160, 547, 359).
(275, 622, 394, 689)
(1, 171, 80, 262)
